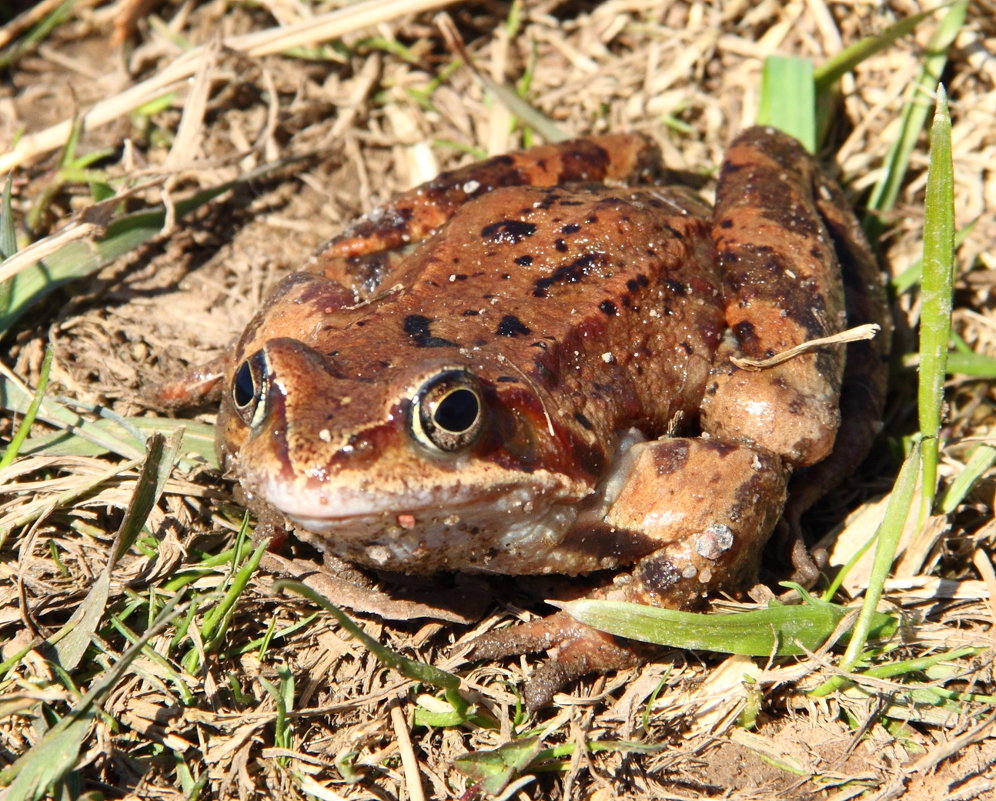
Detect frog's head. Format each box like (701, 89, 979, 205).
(216, 334, 595, 572)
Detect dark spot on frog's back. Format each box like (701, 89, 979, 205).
(599, 299, 617, 316)
(626, 275, 650, 293)
(733, 320, 758, 350)
(495, 315, 532, 338)
(562, 142, 610, 175)
(481, 219, 537, 244)
(402, 314, 459, 348)
(760, 202, 819, 238)
(533, 252, 605, 297)
(653, 439, 690, 475)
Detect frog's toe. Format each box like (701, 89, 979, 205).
(467, 611, 644, 710)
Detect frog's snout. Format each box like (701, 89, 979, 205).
(228, 338, 343, 433)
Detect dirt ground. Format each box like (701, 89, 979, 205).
(1, 1, 995, 799)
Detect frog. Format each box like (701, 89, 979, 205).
(211, 127, 890, 709)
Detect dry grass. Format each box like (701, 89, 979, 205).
(1, 1, 995, 799)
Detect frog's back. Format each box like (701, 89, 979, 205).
(357, 183, 727, 444)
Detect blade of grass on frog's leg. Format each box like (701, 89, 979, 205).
(810, 436, 921, 698)
(558, 594, 897, 656)
(757, 55, 816, 153)
(863, 0, 967, 241)
(0, 345, 53, 471)
(917, 87, 955, 517)
(820, 89, 953, 646)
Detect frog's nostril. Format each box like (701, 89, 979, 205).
(231, 350, 269, 428)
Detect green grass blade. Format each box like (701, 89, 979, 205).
(864, 0, 967, 239)
(0, 175, 16, 316)
(0, 592, 186, 800)
(559, 597, 897, 657)
(939, 446, 996, 515)
(180, 535, 268, 674)
(453, 737, 544, 796)
(942, 351, 996, 378)
(0, 175, 16, 259)
(918, 87, 955, 512)
(0, 371, 141, 460)
(18, 417, 217, 469)
(0, 368, 215, 471)
(813, 5, 948, 91)
(274, 579, 463, 693)
(811, 437, 922, 697)
(757, 56, 816, 152)
(0, 346, 53, 470)
(0, 0, 76, 71)
(52, 433, 182, 670)
(0, 195, 219, 340)
(0, 157, 303, 340)
(891, 217, 976, 293)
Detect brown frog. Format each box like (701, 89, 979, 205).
(214, 127, 889, 708)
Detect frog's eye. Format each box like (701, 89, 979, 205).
(231, 350, 269, 428)
(409, 370, 484, 453)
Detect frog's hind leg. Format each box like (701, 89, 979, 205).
(701, 126, 849, 469)
(468, 437, 789, 710)
(702, 127, 891, 574)
(309, 133, 663, 297)
(468, 609, 646, 711)
(782, 172, 892, 530)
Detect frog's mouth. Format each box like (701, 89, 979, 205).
(255, 468, 567, 535)
(253, 471, 588, 574)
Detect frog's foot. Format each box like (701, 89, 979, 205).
(150, 353, 227, 409)
(467, 611, 644, 711)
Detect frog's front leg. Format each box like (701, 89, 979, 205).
(470, 437, 788, 710)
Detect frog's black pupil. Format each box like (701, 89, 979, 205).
(233, 361, 256, 409)
(434, 388, 479, 433)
